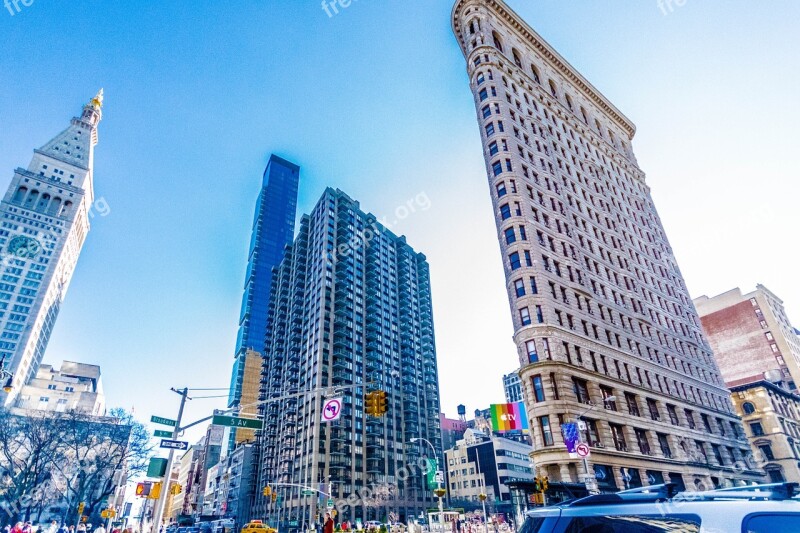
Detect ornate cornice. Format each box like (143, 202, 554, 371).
(452, 0, 637, 139)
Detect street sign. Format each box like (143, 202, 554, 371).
(326, 499, 334, 509)
(576, 442, 591, 457)
(322, 398, 342, 422)
(301, 490, 315, 496)
(151, 415, 177, 427)
(100, 509, 116, 519)
(154, 430, 172, 438)
(212, 414, 264, 429)
(435, 471, 444, 483)
(159, 439, 189, 451)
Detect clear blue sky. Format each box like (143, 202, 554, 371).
(1, 0, 798, 442)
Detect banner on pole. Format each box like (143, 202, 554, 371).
(489, 402, 529, 432)
(562, 422, 579, 454)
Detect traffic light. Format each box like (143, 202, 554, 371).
(135, 482, 151, 497)
(533, 477, 541, 492)
(478, 493, 487, 502)
(271, 492, 277, 502)
(375, 390, 388, 416)
(148, 482, 162, 500)
(262, 486, 272, 497)
(169, 483, 182, 496)
(77, 502, 85, 515)
(542, 476, 549, 491)
(365, 391, 378, 417)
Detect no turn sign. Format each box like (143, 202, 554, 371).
(322, 397, 342, 422)
(576, 442, 591, 457)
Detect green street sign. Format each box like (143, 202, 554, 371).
(151, 415, 177, 427)
(301, 490, 315, 496)
(212, 414, 263, 429)
(154, 430, 172, 438)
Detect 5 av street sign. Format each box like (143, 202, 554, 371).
(154, 430, 172, 438)
(212, 414, 263, 430)
(159, 439, 189, 451)
(151, 415, 177, 427)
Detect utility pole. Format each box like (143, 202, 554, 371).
(151, 387, 189, 533)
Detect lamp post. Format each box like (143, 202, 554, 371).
(575, 396, 616, 495)
(0, 355, 14, 394)
(410, 438, 443, 533)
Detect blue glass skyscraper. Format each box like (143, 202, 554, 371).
(229, 155, 299, 409)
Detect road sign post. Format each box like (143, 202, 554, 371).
(151, 388, 189, 533)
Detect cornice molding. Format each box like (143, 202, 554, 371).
(452, 0, 637, 139)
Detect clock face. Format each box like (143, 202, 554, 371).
(7, 235, 43, 259)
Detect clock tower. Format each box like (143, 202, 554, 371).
(0, 91, 103, 405)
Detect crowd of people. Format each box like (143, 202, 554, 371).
(2, 521, 136, 533)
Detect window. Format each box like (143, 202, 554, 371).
(519, 307, 531, 326)
(526, 340, 538, 363)
(485, 122, 495, 136)
(600, 386, 616, 411)
(489, 140, 499, 155)
(500, 204, 511, 220)
(496, 182, 507, 197)
(47, 384, 56, 390)
(758, 444, 775, 461)
(625, 393, 640, 417)
(539, 416, 553, 446)
(658, 433, 672, 458)
(647, 398, 660, 421)
(509, 252, 521, 270)
(685, 409, 696, 430)
(742, 401, 756, 414)
(492, 160, 503, 176)
(610, 423, 627, 451)
(514, 279, 525, 297)
(572, 378, 590, 404)
(635, 428, 651, 455)
(750, 422, 765, 436)
(532, 376, 545, 402)
(505, 227, 516, 244)
(479, 88, 488, 101)
(667, 404, 679, 426)
(743, 513, 800, 532)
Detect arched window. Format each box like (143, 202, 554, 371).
(580, 106, 589, 124)
(531, 64, 541, 84)
(492, 31, 504, 52)
(37, 193, 51, 212)
(26, 190, 39, 207)
(512, 48, 522, 68)
(565, 94, 574, 111)
(12, 186, 27, 204)
(469, 20, 476, 34)
(49, 197, 62, 216)
(742, 402, 756, 415)
(548, 79, 558, 98)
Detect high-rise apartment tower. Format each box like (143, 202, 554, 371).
(253, 188, 442, 526)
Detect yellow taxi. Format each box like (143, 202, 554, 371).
(241, 521, 276, 533)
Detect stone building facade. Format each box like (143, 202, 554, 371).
(451, 0, 763, 491)
(731, 381, 800, 483)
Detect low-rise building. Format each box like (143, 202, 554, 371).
(731, 380, 800, 483)
(14, 360, 105, 415)
(445, 428, 535, 511)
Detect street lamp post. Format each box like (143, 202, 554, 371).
(575, 396, 616, 495)
(410, 438, 443, 533)
(1, 355, 14, 393)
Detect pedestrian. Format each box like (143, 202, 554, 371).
(94, 524, 106, 533)
(11, 524, 23, 533)
(324, 513, 334, 533)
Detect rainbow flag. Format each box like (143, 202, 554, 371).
(490, 402, 529, 432)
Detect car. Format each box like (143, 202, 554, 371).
(241, 521, 276, 533)
(519, 482, 800, 532)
